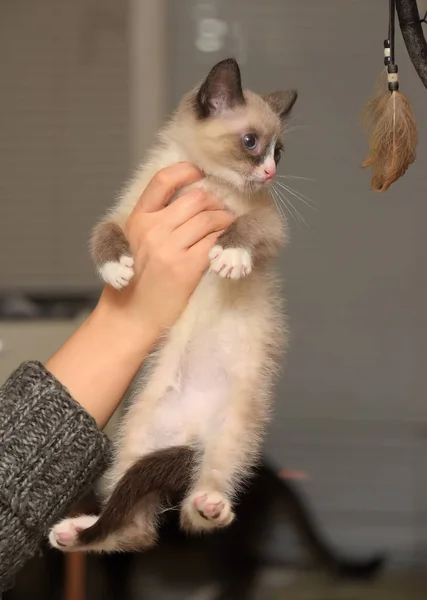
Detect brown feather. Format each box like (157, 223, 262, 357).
(362, 89, 418, 192)
(362, 69, 388, 141)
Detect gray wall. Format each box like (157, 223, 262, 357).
(167, 0, 427, 566)
(0, 0, 129, 293)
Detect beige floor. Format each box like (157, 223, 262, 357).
(269, 571, 427, 600)
(138, 568, 427, 600)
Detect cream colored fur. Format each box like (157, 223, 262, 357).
(50, 65, 292, 553)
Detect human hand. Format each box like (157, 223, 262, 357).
(97, 163, 234, 337)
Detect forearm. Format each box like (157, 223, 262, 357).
(46, 288, 160, 429)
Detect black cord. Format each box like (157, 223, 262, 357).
(390, 0, 396, 64)
(388, 0, 400, 91)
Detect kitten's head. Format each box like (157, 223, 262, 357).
(181, 58, 297, 191)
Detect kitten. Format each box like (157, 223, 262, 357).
(49, 58, 298, 553)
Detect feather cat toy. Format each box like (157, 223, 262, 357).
(362, 0, 418, 192)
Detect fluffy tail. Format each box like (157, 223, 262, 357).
(78, 445, 197, 546)
(268, 467, 385, 579)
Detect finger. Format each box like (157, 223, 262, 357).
(173, 210, 233, 249)
(188, 231, 225, 270)
(133, 163, 203, 214)
(163, 190, 226, 231)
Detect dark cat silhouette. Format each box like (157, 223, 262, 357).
(99, 460, 385, 600)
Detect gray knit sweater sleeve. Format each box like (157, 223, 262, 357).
(0, 361, 111, 592)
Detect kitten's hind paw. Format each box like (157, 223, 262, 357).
(99, 255, 134, 290)
(181, 491, 234, 531)
(209, 246, 252, 280)
(49, 515, 98, 551)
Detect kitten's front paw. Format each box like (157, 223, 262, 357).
(49, 515, 98, 551)
(99, 255, 134, 290)
(209, 246, 252, 279)
(181, 491, 234, 531)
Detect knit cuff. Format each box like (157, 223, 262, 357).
(0, 361, 111, 534)
(0, 498, 42, 591)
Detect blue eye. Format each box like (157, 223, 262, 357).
(243, 134, 258, 150)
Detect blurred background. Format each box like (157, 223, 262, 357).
(1, 0, 427, 598)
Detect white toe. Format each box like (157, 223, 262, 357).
(209, 247, 252, 280)
(49, 515, 98, 551)
(99, 258, 134, 289)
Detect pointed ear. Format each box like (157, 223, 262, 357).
(195, 58, 245, 118)
(263, 90, 298, 122)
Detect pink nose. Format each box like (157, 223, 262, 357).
(264, 168, 275, 180)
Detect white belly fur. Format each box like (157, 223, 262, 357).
(117, 268, 278, 461)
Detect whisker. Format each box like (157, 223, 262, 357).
(270, 187, 288, 222)
(158, 503, 180, 515)
(269, 187, 286, 219)
(272, 185, 303, 226)
(274, 180, 318, 210)
(283, 113, 297, 128)
(283, 196, 309, 228)
(276, 182, 319, 212)
(277, 174, 315, 182)
(273, 185, 311, 229)
(282, 125, 309, 133)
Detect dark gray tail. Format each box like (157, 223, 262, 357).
(78, 445, 197, 546)
(271, 470, 385, 579)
